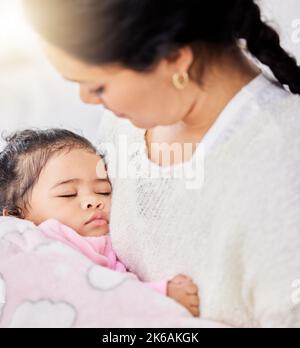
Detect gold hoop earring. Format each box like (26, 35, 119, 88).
(172, 71, 189, 90)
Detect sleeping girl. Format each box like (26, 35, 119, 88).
(0, 129, 199, 317)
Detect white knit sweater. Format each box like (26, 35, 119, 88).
(96, 74, 300, 328)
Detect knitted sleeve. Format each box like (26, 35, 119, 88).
(242, 97, 300, 328)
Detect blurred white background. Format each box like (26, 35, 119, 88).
(0, 0, 299, 149)
(0, 0, 103, 148)
(261, 0, 300, 58)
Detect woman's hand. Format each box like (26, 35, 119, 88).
(167, 274, 200, 317)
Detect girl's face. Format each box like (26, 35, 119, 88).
(42, 41, 196, 130)
(24, 148, 112, 237)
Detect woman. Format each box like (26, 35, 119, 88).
(24, 0, 300, 327)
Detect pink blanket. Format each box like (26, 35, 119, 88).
(38, 219, 167, 295)
(0, 217, 227, 328)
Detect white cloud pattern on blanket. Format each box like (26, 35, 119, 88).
(88, 265, 129, 290)
(0, 218, 221, 328)
(9, 300, 77, 328)
(0, 217, 37, 239)
(0, 274, 6, 317)
(35, 241, 89, 263)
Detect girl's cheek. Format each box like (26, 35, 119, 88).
(106, 197, 112, 213)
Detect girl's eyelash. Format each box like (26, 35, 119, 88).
(58, 195, 77, 198)
(58, 193, 111, 198)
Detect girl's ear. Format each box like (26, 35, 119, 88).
(3, 208, 10, 217)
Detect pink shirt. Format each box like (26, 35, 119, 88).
(38, 219, 167, 295)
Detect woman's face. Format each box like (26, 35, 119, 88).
(43, 41, 196, 129)
(24, 149, 112, 237)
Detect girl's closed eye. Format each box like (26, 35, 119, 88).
(57, 192, 111, 198)
(57, 194, 77, 198)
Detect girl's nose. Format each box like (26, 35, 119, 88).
(81, 199, 105, 210)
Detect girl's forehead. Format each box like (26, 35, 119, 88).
(41, 148, 107, 183)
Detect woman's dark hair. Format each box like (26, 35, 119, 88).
(0, 129, 98, 218)
(24, 0, 300, 94)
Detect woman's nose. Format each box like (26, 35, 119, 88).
(81, 198, 105, 210)
(79, 85, 104, 105)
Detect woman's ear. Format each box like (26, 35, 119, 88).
(165, 46, 195, 73)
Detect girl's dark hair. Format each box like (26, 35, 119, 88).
(0, 129, 97, 218)
(23, 0, 300, 94)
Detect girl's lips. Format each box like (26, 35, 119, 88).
(85, 212, 109, 225)
(88, 219, 108, 227)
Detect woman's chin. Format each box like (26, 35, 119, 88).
(130, 118, 157, 129)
